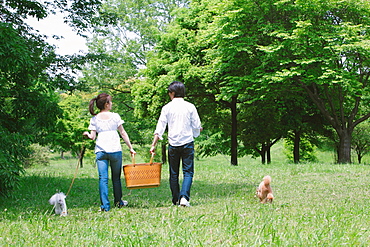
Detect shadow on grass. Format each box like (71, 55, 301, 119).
(0, 168, 255, 219)
(0, 175, 98, 220)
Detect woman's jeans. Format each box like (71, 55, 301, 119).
(168, 142, 194, 205)
(96, 151, 123, 211)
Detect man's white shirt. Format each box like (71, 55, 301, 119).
(154, 98, 202, 146)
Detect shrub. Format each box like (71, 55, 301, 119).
(24, 144, 51, 168)
(0, 129, 27, 196)
(0, 153, 24, 197)
(284, 135, 318, 163)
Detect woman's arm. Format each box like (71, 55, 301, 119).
(83, 130, 96, 140)
(118, 125, 136, 154)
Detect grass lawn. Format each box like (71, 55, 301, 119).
(0, 147, 369, 246)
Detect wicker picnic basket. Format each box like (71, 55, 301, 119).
(123, 154, 162, 189)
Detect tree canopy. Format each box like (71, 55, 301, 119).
(0, 0, 102, 195)
(139, 0, 370, 164)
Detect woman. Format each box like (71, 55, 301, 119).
(83, 93, 135, 211)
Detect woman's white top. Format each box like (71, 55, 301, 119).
(88, 112, 124, 153)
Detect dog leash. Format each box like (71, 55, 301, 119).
(66, 146, 84, 197)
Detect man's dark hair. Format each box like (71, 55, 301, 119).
(168, 81, 186, 97)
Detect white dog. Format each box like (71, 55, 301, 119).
(49, 192, 68, 216)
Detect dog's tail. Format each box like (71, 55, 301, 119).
(263, 175, 271, 185)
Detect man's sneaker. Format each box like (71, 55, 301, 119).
(179, 197, 190, 207)
(117, 200, 128, 208)
(172, 199, 179, 206)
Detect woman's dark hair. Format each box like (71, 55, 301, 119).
(168, 81, 185, 98)
(88, 93, 111, 115)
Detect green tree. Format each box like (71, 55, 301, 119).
(258, 0, 370, 163)
(200, 0, 370, 164)
(0, 20, 61, 195)
(0, 127, 29, 196)
(284, 132, 318, 163)
(351, 121, 370, 163)
(0, 0, 102, 195)
(48, 93, 94, 167)
(239, 99, 285, 164)
(82, 0, 188, 89)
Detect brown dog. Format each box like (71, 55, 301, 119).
(256, 175, 274, 203)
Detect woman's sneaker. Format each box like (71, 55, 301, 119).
(179, 197, 190, 207)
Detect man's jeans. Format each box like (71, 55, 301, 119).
(96, 151, 123, 211)
(168, 142, 194, 205)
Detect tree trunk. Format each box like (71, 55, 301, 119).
(357, 153, 362, 164)
(260, 150, 266, 164)
(78, 145, 86, 168)
(258, 143, 267, 164)
(266, 144, 271, 164)
(261, 152, 266, 165)
(230, 96, 238, 166)
(256, 139, 280, 164)
(337, 130, 352, 163)
(293, 130, 301, 163)
(254, 146, 265, 164)
(297, 79, 365, 164)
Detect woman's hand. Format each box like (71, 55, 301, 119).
(83, 130, 96, 140)
(130, 148, 136, 155)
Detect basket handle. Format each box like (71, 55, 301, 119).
(130, 153, 154, 166)
(131, 153, 136, 167)
(149, 152, 155, 165)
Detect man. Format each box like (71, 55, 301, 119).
(150, 81, 202, 207)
